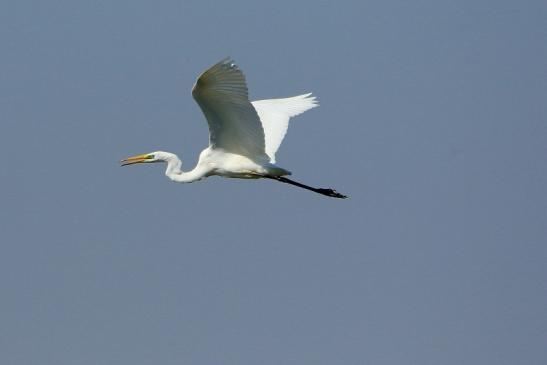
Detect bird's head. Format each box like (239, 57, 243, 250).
(120, 151, 169, 166)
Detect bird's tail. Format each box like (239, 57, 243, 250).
(265, 176, 347, 199)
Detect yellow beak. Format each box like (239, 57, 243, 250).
(120, 153, 151, 166)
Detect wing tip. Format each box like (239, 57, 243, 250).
(296, 92, 319, 107)
(192, 57, 249, 99)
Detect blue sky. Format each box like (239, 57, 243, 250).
(1, 1, 546, 364)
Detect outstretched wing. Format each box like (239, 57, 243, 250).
(192, 58, 267, 160)
(252, 93, 318, 163)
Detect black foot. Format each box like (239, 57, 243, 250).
(317, 188, 348, 199)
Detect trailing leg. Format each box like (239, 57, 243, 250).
(265, 176, 347, 199)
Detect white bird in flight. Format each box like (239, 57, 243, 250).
(121, 58, 347, 199)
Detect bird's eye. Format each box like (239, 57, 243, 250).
(147, 154, 155, 159)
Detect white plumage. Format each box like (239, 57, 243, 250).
(121, 58, 346, 198)
(252, 93, 318, 163)
(192, 58, 268, 160)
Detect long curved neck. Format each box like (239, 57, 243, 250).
(162, 152, 207, 183)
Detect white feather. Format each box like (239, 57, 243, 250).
(252, 93, 318, 162)
(192, 58, 268, 161)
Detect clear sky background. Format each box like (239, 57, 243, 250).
(1, 1, 546, 364)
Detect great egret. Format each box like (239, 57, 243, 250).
(121, 58, 347, 199)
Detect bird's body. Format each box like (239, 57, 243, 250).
(121, 58, 347, 199)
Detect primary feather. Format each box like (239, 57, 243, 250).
(252, 93, 318, 162)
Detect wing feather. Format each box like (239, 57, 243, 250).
(192, 58, 267, 159)
(252, 93, 318, 162)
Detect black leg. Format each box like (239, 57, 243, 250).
(265, 176, 348, 199)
